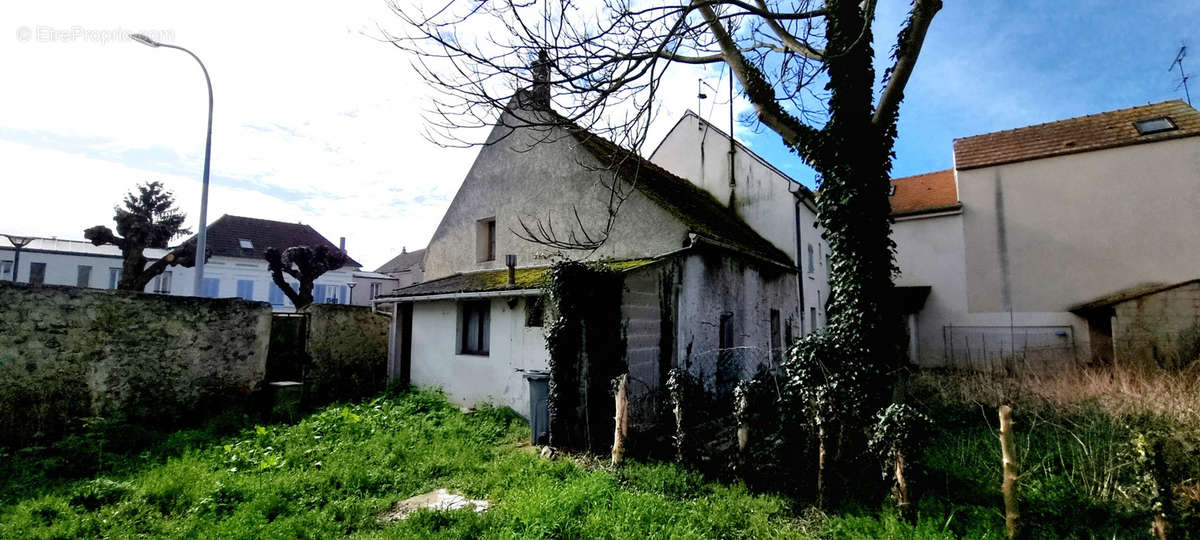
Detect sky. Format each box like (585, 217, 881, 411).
(1, 1, 1197, 270)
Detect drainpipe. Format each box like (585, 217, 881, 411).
(794, 197, 806, 333)
(506, 254, 517, 285)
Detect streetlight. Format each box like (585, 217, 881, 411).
(3, 235, 33, 282)
(130, 33, 213, 297)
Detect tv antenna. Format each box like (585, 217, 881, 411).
(1169, 45, 1191, 105)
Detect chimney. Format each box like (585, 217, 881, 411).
(529, 50, 552, 110)
(506, 254, 517, 285)
(339, 237, 346, 251)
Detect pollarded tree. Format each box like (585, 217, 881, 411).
(392, 0, 940, 494)
(84, 181, 202, 291)
(264, 246, 348, 309)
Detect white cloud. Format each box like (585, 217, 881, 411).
(0, 0, 480, 269)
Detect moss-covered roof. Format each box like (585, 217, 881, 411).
(557, 115, 794, 267)
(380, 259, 658, 299)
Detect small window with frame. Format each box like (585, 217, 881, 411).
(460, 300, 490, 355)
(1134, 117, 1176, 135)
(476, 217, 497, 262)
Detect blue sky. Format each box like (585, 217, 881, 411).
(0, 1, 1196, 268)
(740, 0, 1199, 185)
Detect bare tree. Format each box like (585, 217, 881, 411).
(389, 0, 939, 352)
(264, 246, 348, 309)
(84, 181, 203, 291)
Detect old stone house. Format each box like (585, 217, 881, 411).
(891, 100, 1200, 368)
(374, 100, 803, 447)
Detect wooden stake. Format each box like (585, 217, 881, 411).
(611, 374, 628, 466)
(999, 405, 1020, 539)
(895, 449, 912, 522)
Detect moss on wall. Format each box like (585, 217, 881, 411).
(0, 282, 271, 447)
(301, 304, 389, 403)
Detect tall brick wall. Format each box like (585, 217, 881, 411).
(1112, 282, 1200, 367)
(0, 282, 271, 446)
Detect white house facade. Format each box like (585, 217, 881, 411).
(2, 215, 362, 313)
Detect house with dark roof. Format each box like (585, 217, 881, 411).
(177, 215, 362, 312)
(375, 247, 426, 288)
(374, 98, 800, 444)
(1, 216, 363, 312)
(890, 100, 1200, 368)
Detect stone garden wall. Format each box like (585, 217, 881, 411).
(302, 303, 390, 402)
(0, 282, 271, 446)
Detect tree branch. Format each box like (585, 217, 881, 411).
(752, 0, 824, 59)
(872, 0, 941, 126)
(697, 2, 824, 157)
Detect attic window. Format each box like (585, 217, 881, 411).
(238, 239, 254, 250)
(1134, 117, 1177, 135)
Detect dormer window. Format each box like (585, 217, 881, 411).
(238, 239, 254, 250)
(1134, 117, 1177, 135)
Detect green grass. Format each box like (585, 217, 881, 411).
(0, 390, 823, 539)
(5, 383, 1193, 539)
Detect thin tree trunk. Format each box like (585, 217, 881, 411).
(999, 405, 1020, 539)
(817, 424, 826, 507)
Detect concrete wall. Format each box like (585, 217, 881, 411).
(303, 304, 390, 400)
(0, 282, 271, 445)
(960, 136, 1200, 314)
(674, 251, 799, 391)
(893, 206, 1086, 367)
(650, 112, 828, 335)
(407, 296, 549, 417)
(422, 109, 691, 281)
(1112, 282, 1200, 366)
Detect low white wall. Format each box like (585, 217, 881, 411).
(409, 297, 549, 417)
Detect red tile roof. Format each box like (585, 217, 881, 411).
(889, 169, 959, 216)
(953, 100, 1200, 170)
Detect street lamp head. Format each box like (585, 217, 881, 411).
(130, 34, 161, 47)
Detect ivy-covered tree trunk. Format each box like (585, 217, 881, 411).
(781, 0, 910, 504)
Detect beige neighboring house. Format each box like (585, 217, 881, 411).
(375, 247, 426, 288)
(893, 100, 1200, 368)
(349, 270, 399, 306)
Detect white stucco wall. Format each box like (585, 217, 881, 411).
(892, 210, 1082, 367)
(960, 136, 1200, 314)
(422, 109, 692, 281)
(407, 297, 549, 417)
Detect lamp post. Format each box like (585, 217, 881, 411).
(3, 235, 33, 282)
(130, 33, 213, 297)
(347, 281, 357, 304)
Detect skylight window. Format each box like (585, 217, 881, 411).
(238, 239, 254, 250)
(1134, 117, 1177, 135)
